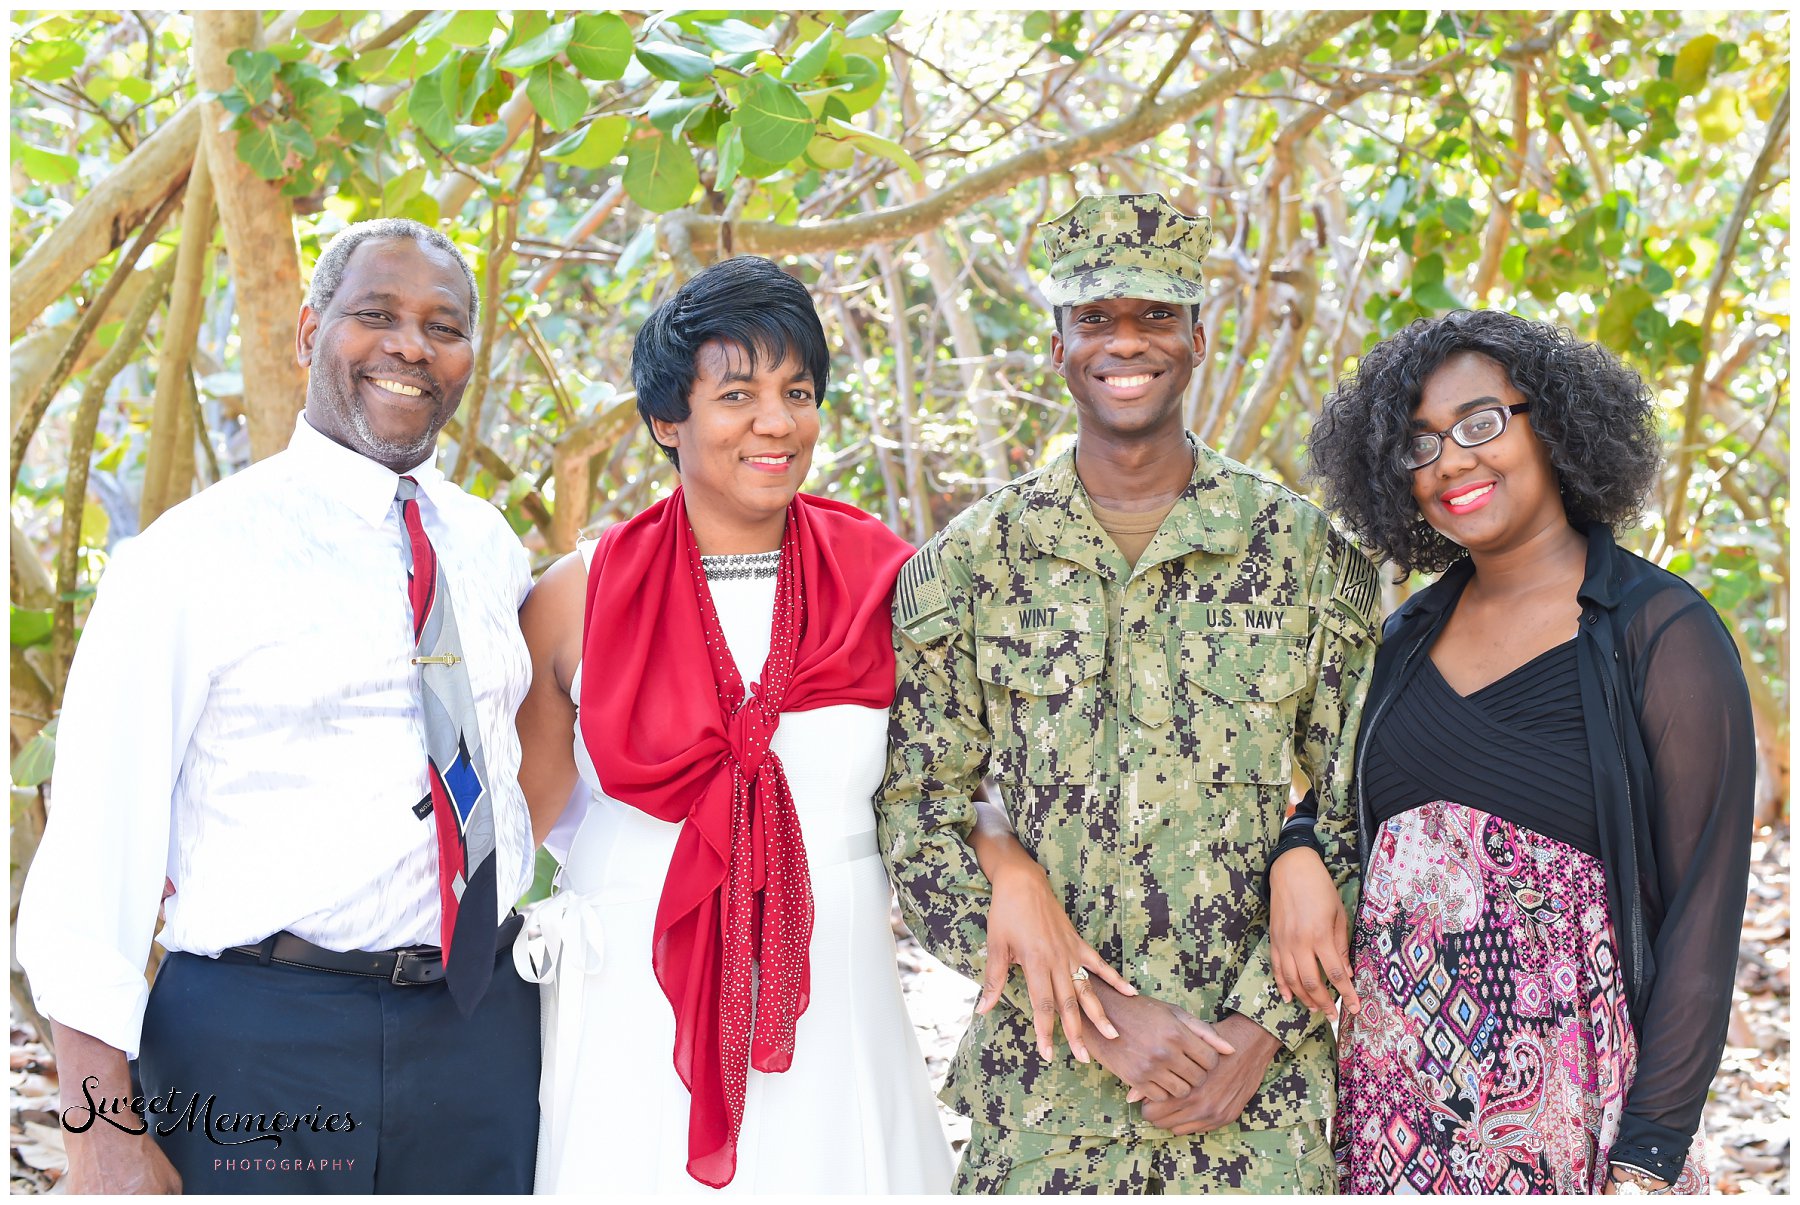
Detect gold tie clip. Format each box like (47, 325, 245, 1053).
(411, 654, 463, 666)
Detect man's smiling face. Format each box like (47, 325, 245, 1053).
(296, 237, 475, 472)
(1051, 297, 1204, 441)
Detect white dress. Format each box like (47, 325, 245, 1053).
(518, 548, 953, 1194)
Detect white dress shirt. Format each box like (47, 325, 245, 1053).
(15, 415, 533, 1059)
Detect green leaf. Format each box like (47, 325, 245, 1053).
(636, 41, 715, 83)
(1500, 242, 1527, 284)
(1597, 283, 1654, 349)
(616, 221, 658, 277)
(844, 10, 901, 38)
(804, 129, 855, 170)
(16, 39, 83, 83)
(1022, 11, 1053, 40)
(228, 48, 280, 105)
(445, 122, 509, 165)
(622, 130, 699, 212)
(647, 93, 711, 135)
(10, 606, 52, 648)
(1673, 33, 1720, 94)
(1408, 253, 1462, 311)
(544, 114, 628, 168)
(234, 124, 285, 180)
(289, 77, 343, 138)
(1439, 196, 1477, 234)
(824, 116, 921, 181)
(11, 718, 57, 789)
(411, 56, 461, 144)
(443, 10, 497, 48)
(1641, 259, 1675, 294)
(115, 75, 154, 105)
(699, 18, 774, 55)
(526, 61, 588, 132)
(782, 27, 836, 85)
(1374, 174, 1412, 224)
(735, 73, 815, 163)
(12, 138, 78, 186)
(1695, 87, 1744, 143)
(382, 166, 427, 213)
(832, 53, 886, 114)
(567, 13, 633, 81)
(715, 121, 745, 193)
(497, 18, 574, 71)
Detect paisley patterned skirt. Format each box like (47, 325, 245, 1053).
(1334, 800, 1708, 1194)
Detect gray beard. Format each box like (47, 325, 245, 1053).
(328, 380, 440, 470)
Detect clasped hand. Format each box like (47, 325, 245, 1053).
(1082, 985, 1278, 1134)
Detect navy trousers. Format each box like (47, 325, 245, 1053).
(136, 947, 539, 1194)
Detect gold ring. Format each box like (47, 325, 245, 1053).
(1071, 967, 1090, 984)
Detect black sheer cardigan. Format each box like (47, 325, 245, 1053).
(1275, 524, 1755, 1182)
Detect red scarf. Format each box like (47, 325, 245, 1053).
(580, 488, 913, 1188)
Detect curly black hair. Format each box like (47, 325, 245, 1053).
(1306, 310, 1662, 575)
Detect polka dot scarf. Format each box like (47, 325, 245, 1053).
(580, 488, 914, 1188)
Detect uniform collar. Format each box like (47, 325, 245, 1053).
(286, 413, 444, 528)
(1022, 433, 1246, 574)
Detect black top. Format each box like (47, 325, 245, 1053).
(1364, 639, 1598, 857)
(1275, 524, 1755, 1183)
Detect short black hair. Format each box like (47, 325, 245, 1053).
(632, 256, 830, 467)
(1307, 309, 1662, 576)
(1053, 302, 1199, 334)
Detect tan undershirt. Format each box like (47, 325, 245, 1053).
(1089, 496, 1178, 570)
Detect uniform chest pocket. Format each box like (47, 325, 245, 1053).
(975, 606, 1106, 786)
(1177, 632, 1310, 784)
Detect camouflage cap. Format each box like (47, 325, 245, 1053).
(1037, 193, 1214, 307)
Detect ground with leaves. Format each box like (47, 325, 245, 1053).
(10, 828, 1788, 1192)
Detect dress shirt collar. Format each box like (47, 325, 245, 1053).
(287, 413, 445, 527)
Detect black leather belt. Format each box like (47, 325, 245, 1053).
(222, 914, 523, 986)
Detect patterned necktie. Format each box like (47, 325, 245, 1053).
(396, 475, 497, 1014)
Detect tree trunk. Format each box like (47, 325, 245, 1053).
(52, 258, 177, 702)
(142, 148, 218, 527)
(192, 11, 308, 463)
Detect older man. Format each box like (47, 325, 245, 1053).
(16, 219, 538, 1194)
(876, 194, 1379, 1192)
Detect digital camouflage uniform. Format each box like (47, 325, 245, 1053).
(874, 195, 1381, 1194)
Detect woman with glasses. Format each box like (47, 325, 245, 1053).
(1270, 310, 1752, 1194)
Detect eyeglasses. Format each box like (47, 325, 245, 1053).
(1403, 403, 1532, 470)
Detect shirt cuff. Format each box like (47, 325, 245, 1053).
(1222, 940, 1321, 1053)
(28, 966, 153, 1062)
(1609, 1112, 1690, 1184)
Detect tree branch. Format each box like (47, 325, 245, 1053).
(686, 11, 1369, 258)
(1133, 14, 1206, 116)
(1664, 87, 1788, 548)
(10, 183, 184, 491)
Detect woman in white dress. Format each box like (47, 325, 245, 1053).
(511, 257, 1130, 1194)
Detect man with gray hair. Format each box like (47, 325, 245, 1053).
(16, 219, 540, 1193)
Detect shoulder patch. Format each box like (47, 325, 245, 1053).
(1330, 539, 1381, 634)
(894, 542, 951, 633)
